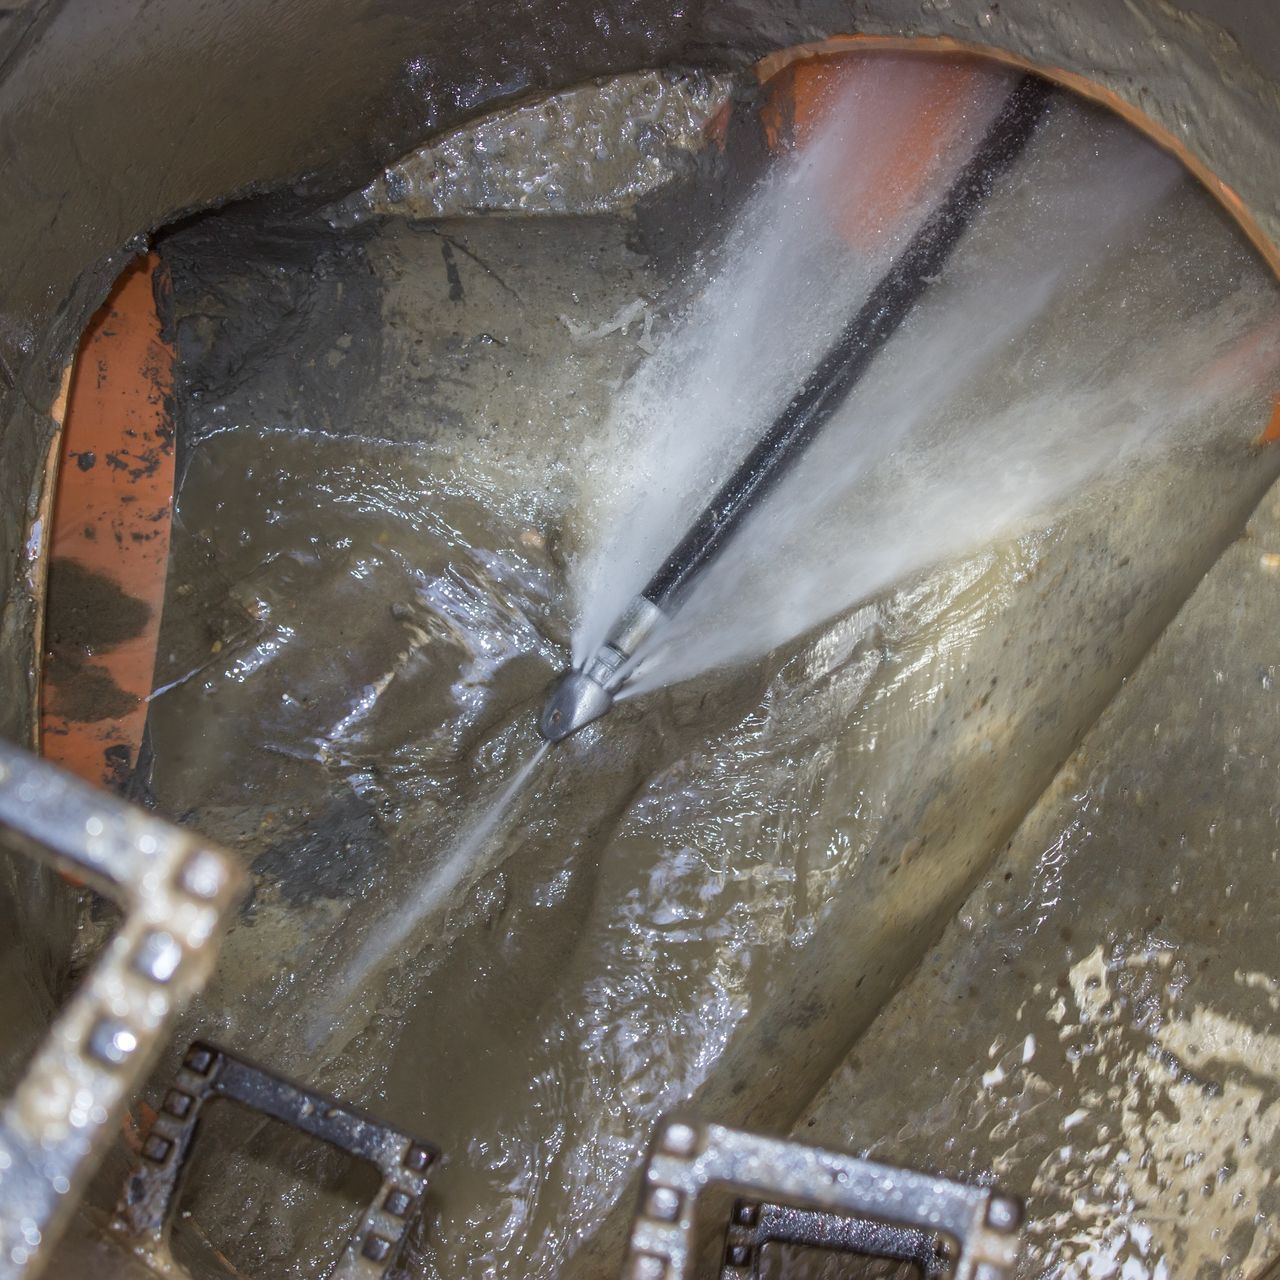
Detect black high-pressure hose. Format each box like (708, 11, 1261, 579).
(540, 74, 1054, 743)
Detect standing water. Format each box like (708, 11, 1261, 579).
(132, 53, 1280, 1280)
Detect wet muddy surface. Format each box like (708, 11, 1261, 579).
(48, 64, 1280, 1280)
(797, 478, 1280, 1278)
(45, 558, 152, 654)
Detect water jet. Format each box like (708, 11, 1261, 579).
(540, 74, 1051, 742)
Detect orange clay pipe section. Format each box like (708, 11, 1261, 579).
(40, 253, 177, 791)
(759, 45, 1280, 443)
(759, 52, 988, 251)
(756, 35, 1280, 281)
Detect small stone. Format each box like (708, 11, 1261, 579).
(142, 1134, 173, 1163)
(177, 849, 225, 901)
(627, 1254, 669, 1280)
(183, 1045, 217, 1075)
(985, 1193, 1024, 1232)
(361, 1234, 393, 1263)
(384, 1188, 414, 1218)
(643, 1185, 681, 1222)
(163, 1090, 195, 1118)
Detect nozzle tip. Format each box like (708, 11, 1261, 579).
(538, 668, 614, 743)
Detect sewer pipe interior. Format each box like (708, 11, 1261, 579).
(3, 8, 1280, 1280)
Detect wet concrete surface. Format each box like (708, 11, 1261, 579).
(163, 217, 386, 447)
(4, 43, 1280, 1264)
(127, 209, 685, 1276)
(794, 477, 1280, 1278)
(9, 0, 1280, 764)
(162, 210, 656, 460)
(327, 69, 735, 224)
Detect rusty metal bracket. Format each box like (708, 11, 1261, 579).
(720, 1198, 948, 1277)
(113, 1041, 439, 1278)
(623, 1119, 1023, 1280)
(0, 740, 246, 1280)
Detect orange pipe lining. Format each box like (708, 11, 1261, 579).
(39, 253, 177, 791)
(754, 34, 1280, 283)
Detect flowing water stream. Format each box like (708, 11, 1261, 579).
(133, 56, 1280, 1280)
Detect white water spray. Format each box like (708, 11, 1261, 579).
(570, 68, 1280, 697)
(309, 743, 549, 1047)
(570, 58, 1014, 667)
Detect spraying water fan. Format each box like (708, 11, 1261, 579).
(539, 74, 1053, 742)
